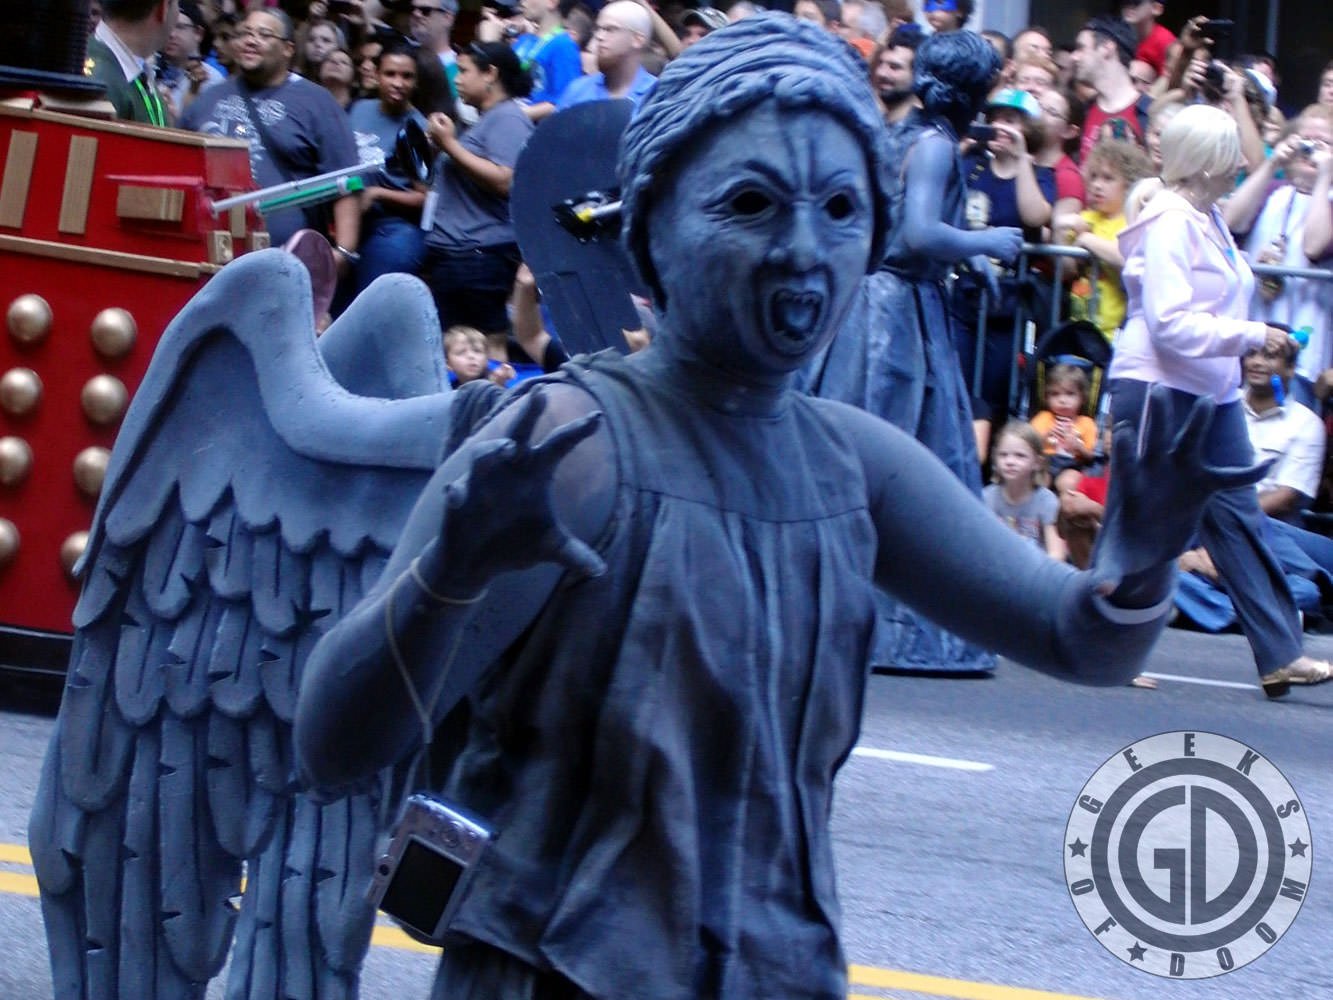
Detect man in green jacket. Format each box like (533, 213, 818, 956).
(85, 0, 177, 125)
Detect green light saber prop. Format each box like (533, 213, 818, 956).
(257, 174, 366, 215)
(209, 162, 378, 217)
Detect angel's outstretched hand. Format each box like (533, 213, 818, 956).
(1091, 387, 1270, 595)
(421, 392, 606, 599)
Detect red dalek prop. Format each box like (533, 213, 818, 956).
(0, 2, 261, 672)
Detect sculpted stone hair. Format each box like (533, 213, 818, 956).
(913, 29, 1002, 126)
(619, 12, 891, 303)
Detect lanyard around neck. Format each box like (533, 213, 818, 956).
(133, 74, 167, 127)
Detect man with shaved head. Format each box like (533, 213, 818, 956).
(557, 0, 656, 108)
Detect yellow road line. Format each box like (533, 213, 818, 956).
(0, 843, 32, 865)
(370, 924, 439, 955)
(0, 870, 39, 897)
(4, 843, 1106, 1000)
(849, 965, 1106, 1000)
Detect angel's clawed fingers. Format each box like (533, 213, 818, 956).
(507, 391, 549, 450)
(547, 530, 607, 580)
(531, 411, 604, 470)
(1170, 393, 1214, 467)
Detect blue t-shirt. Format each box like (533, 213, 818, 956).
(557, 65, 656, 111)
(513, 28, 583, 106)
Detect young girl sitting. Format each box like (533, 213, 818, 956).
(983, 421, 1065, 561)
(1052, 138, 1154, 339)
(1028, 363, 1099, 470)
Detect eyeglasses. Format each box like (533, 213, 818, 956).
(236, 28, 289, 43)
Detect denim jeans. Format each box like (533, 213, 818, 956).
(354, 212, 426, 296)
(1109, 378, 1303, 674)
(423, 242, 522, 334)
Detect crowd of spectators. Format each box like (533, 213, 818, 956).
(90, 0, 1333, 557)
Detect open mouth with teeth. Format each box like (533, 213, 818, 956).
(768, 289, 825, 351)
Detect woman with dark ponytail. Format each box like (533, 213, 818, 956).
(423, 41, 534, 355)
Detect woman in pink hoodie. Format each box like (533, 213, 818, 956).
(1109, 103, 1333, 698)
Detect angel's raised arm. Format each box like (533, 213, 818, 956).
(295, 383, 614, 794)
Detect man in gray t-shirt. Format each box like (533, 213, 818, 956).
(181, 9, 360, 254)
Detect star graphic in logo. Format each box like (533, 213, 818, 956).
(1068, 838, 1088, 857)
(1127, 942, 1147, 962)
(1289, 838, 1309, 857)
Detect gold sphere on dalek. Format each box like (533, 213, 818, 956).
(7, 294, 53, 345)
(0, 518, 18, 568)
(81, 374, 129, 425)
(0, 436, 34, 486)
(90, 307, 137, 359)
(60, 530, 89, 579)
(73, 446, 111, 497)
(0, 367, 43, 416)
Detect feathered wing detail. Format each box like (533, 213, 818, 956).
(29, 253, 472, 1000)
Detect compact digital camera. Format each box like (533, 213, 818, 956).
(368, 794, 493, 944)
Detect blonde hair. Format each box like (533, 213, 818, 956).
(1083, 138, 1154, 191)
(444, 325, 486, 355)
(1291, 102, 1333, 136)
(1147, 98, 1185, 130)
(1158, 103, 1241, 186)
(992, 421, 1047, 486)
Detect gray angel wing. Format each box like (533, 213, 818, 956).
(28, 251, 485, 1000)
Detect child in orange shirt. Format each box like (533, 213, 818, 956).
(1029, 364, 1098, 470)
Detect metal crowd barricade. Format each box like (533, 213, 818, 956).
(961, 244, 1333, 422)
(963, 242, 1100, 417)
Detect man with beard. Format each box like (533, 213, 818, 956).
(181, 8, 360, 262)
(1070, 15, 1145, 161)
(872, 22, 921, 125)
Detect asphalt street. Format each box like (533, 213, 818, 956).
(0, 623, 1329, 1000)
